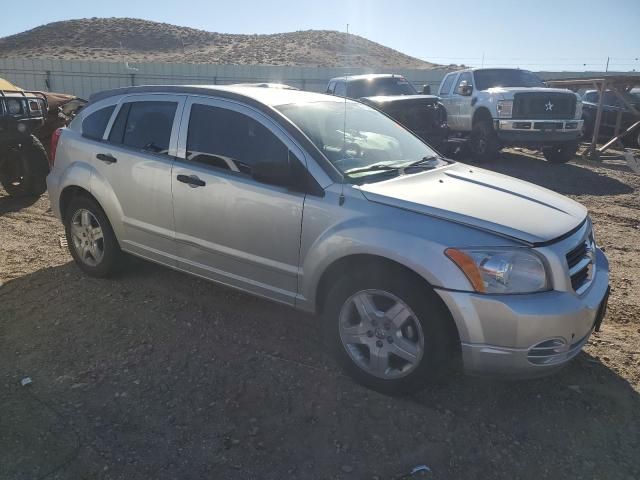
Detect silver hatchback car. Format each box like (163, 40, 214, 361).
(47, 85, 610, 394)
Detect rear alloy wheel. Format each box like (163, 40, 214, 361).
(470, 120, 500, 163)
(542, 140, 579, 164)
(0, 135, 49, 197)
(323, 269, 454, 395)
(64, 195, 122, 277)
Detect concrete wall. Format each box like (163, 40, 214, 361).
(0, 57, 634, 99)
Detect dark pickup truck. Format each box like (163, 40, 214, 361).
(325, 74, 448, 150)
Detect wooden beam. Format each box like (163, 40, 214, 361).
(598, 120, 640, 152)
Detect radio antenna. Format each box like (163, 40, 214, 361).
(339, 23, 349, 206)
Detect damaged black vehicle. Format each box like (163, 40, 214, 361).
(0, 79, 49, 197)
(326, 74, 449, 150)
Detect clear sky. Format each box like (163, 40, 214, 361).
(2, 0, 639, 71)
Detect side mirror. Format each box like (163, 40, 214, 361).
(457, 80, 473, 96)
(422, 85, 431, 95)
(251, 158, 291, 187)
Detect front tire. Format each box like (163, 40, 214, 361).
(323, 267, 455, 395)
(542, 140, 579, 164)
(469, 120, 500, 163)
(0, 135, 49, 197)
(64, 195, 122, 277)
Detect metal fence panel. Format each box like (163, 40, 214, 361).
(0, 58, 635, 98)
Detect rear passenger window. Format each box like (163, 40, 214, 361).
(334, 81, 346, 97)
(439, 74, 456, 96)
(82, 105, 115, 140)
(186, 104, 288, 176)
(108, 101, 177, 154)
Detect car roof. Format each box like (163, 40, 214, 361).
(450, 68, 531, 73)
(88, 84, 349, 107)
(327, 73, 406, 83)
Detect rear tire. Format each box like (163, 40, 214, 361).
(542, 141, 579, 164)
(322, 266, 455, 395)
(64, 195, 122, 278)
(0, 135, 49, 197)
(469, 120, 500, 163)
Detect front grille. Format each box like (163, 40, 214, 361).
(565, 236, 594, 293)
(512, 92, 576, 120)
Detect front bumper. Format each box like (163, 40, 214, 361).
(495, 119, 582, 144)
(435, 247, 609, 378)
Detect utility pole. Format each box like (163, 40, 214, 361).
(605, 56, 610, 72)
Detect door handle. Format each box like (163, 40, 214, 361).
(177, 174, 206, 187)
(96, 153, 117, 164)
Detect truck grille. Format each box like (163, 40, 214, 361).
(512, 92, 576, 120)
(566, 235, 595, 293)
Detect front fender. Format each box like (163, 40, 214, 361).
(297, 189, 500, 312)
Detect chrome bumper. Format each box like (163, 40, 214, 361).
(435, 247, 609, 378)
(496, 119, 583, 132)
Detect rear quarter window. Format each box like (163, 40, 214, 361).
(108, 101, 177, 154)
(81, 105, 116, 140)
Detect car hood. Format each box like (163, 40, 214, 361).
(361, 94, 440, 104)
(357, 163, 587, 244)
(485, 87, 575, 95)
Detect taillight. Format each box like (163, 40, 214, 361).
(50, 128, 62, 168)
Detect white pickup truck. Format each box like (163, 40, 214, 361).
(438, 68, 583, 163)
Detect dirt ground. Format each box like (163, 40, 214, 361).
(1, 149, 639, 480)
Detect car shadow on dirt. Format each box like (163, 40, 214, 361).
(459, 150, 635, 197)
(2, 260, 639, 479)
(0, 193, 40, 216)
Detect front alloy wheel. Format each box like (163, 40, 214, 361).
(339, 289, 424, 379)
(323, 268, 455, 395)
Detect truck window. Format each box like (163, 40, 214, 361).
(334, 81, 347, 97)
(326, 81, 336, 94)
(346, 77, 418, 98)
(439, 74, 456, 96)
(454, 72, 473, 95)
(474, 69, 545, 90)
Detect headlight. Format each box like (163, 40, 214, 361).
(6, 99, 22, 115)
(575, 99, 583, 120)
(496, 100, 513, 119)
(445, 248, 549, 294)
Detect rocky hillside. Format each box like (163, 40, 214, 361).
(0, 18, 439, 69)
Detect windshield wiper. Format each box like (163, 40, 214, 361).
(344, 162, 401, 175)
(403, 156, 441, 168)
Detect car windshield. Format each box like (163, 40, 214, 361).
(474, 69, 546, 89)
(347, 77, 418, 98)
(277, 100, 445, 183)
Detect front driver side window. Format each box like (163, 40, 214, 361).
(186, 104, 289, 176)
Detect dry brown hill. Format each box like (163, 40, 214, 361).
(0, 18, 439, 69)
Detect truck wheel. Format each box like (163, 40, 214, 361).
(64, 195, 122, 278)
(322, 267, 454, 395)
(0, 135, 49, 197)
(470, 120, 499, 163)
(542, 141, 579, 164)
